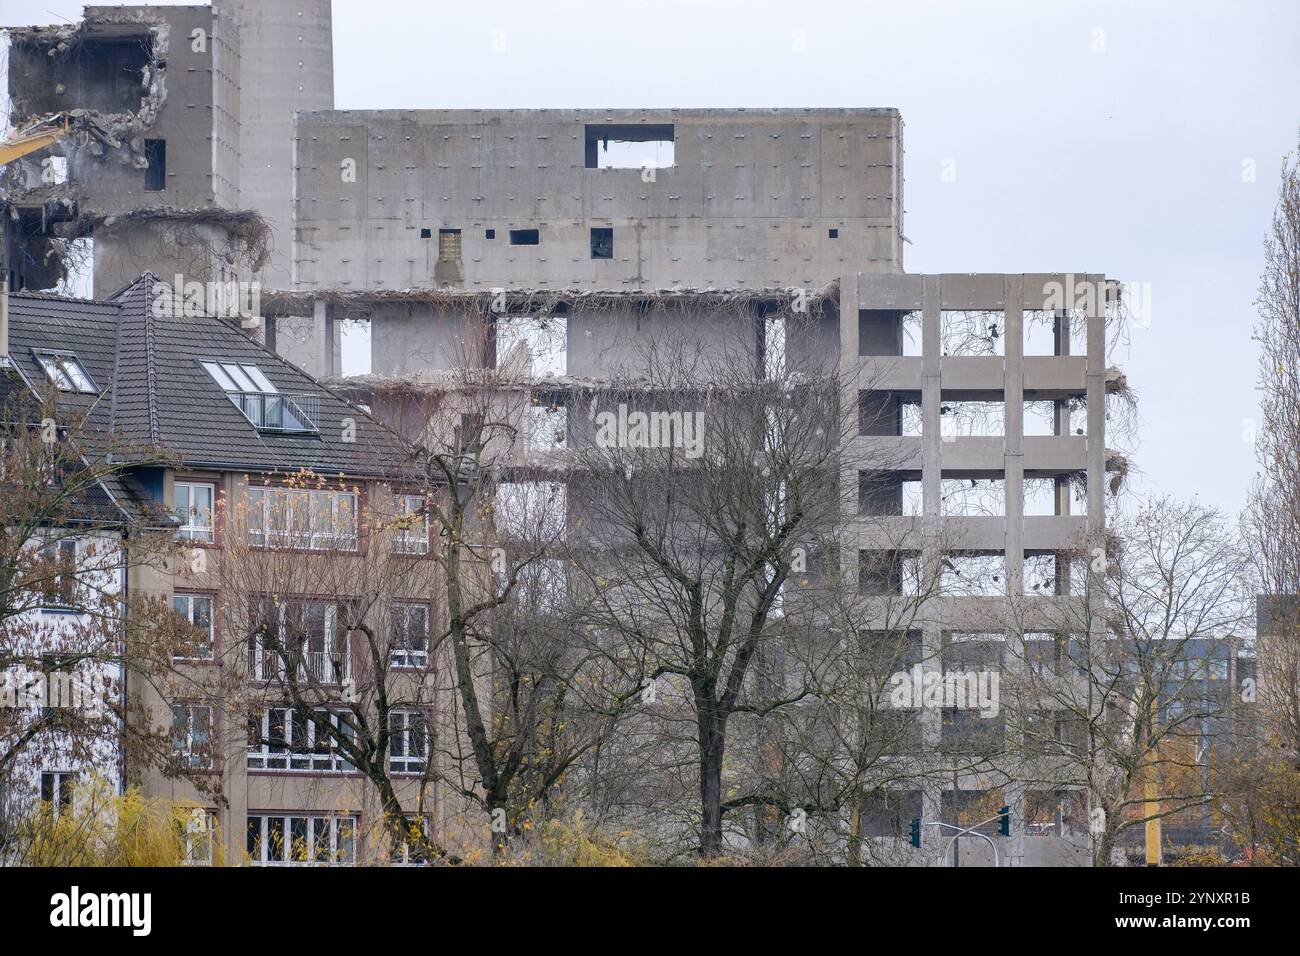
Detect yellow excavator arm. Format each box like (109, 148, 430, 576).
(0, 114, 73, 166)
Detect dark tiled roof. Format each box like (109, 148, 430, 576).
(5, 274, 413, 480)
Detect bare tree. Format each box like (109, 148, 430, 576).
(1248, 132, 1300, 767)
(1004, 497, 1250, 865)
(0, 385, 194, 850)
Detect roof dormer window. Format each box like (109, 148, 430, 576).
(201, 361, 319, 435)
(36, 350, 97, 394)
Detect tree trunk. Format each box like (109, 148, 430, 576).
(698, 716, 727, 857)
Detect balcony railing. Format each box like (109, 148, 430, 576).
(228, 391, 320, 434)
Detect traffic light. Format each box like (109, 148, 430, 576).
(998, 805, 1011, 837)
(910, 817, 922, 848)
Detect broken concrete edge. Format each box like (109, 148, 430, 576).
(4, 14, 170, 169)
(262, 281, 841, 318)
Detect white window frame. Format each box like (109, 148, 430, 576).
(40, 771, 77, 817)
(172, 592, 214, 660)
(387, 709, 428, 775)
(175, 481, 216, 543)
(390, 602, 429, 669)
(247, 486, 358, 551)
(180, 809, 218, 865)
(247, 706, 356, 772)
(249, 599, 352, 685)
(393, 493, 429, 555)
(390, 815, 434, 865)
(247, 813, 356, 865)
(171, 702, 214, 769)
(37, 350, 97, 394)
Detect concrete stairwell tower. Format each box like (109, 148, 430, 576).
(215, 0, 334, 291)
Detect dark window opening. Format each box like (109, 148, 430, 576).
(419, 228, 432, 239)
(509, 229, 539, 246)
(485, 228, 496, 239)
(144, 139, 166, 191)
(584, 124, 675, 169)
(829, 228, 839, 239)
(590, 227, 613, 259)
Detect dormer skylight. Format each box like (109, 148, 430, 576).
(36, 350, 98, 394)
(201, 361, 319, 434)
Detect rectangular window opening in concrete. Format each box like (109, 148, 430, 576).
(144, 139, 166, 191)
(860, 389, 919, 436)
(496, 315, 567, 378)
(590, 227, 613, 259)
(940, 310, 1005, 356)
(940, 400, 1004, 437)
(437, 228, 461, 259)
(940, 477, 1006, 516)
(859, 550, 923, 596)
(584, 124, 675, 169)
(1024, 309, 1087, 356)
(941, 552, 1007, 596)
(858, 309, 919, 356)
(509, 229, 540, 246)
(858, 473, 922, 516)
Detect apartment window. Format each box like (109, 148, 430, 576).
(391, 602, 429, 669)
(247, 814, 356, 865)
(485, 228, 496, 239)
(828, 228, 839, 239)
(39, 538, 79, 609)
(202, 361, 318, 434)
(144, 139, 166, 190)
(391, 815, 433, 865)
(178, 810, 217, 865)
(247, 706, 356, 772)
(172, 593, 214, 659)
(388, 710, 428, 775)
(249, 598, 353, 684)
(590, 227, 613, 259)
(40, 772, 76, 816)
(247, 486, 358, 551)
(36, 350, 97, 394)
(171, 703, 214, 770)
(175, 481, 216, 543)
(509, 229, 540, 246)
(393, 494, 429, 555)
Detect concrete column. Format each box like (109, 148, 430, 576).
(838, 274, 861, 589)
(1004, 275, 1024, 600)
(1085, 275, 1106, 535)
(921, 275, 943, 752)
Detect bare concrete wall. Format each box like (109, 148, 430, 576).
(215, 0, 333, 288)
(293, 109, 904, 293)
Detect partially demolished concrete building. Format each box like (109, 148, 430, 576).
(3, 1, 1128, 865)
(2, 1, 330, 295)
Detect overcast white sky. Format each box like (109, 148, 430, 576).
(5, 0, 1299, 518)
